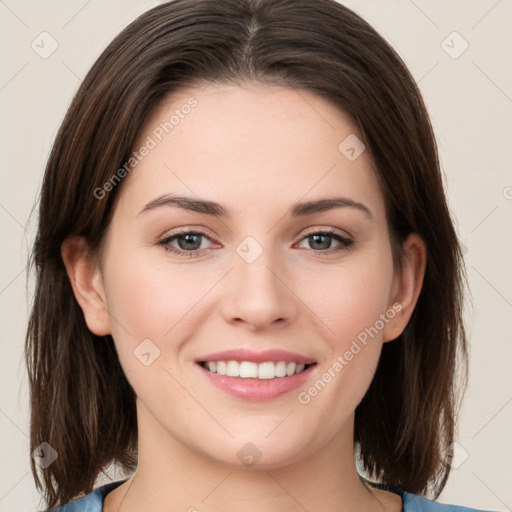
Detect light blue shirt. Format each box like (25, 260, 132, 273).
(45, 478, 499, 511)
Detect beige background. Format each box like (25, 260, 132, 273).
(0, 0, 511, 510)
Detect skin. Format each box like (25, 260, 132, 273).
(62, 81, 426, 512)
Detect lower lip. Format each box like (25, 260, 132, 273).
(196, 363, 316, 401)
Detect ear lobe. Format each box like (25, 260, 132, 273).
(382, 233, 427, 343)
(61, 236, 111, 336)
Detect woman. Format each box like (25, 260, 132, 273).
(25, 1, 496, 511)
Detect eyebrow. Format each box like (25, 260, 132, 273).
(138, 194, 374, 221)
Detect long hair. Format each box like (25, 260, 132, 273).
(25, 0, 469, 507)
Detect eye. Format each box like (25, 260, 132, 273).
(158, 229, 214, 258)
(295, 228, 353, 255)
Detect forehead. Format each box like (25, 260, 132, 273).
(119, 81, 386, 223)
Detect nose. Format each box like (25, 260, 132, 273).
(220, 246, 300, 332)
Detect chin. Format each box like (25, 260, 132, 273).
(202, 433, 315, 470)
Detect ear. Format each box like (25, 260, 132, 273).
(61, 236, 111, 336)
(382, 233, 426, 343)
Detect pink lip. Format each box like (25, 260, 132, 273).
(195, 348, 316, 365)
(196, 363, 316, 401)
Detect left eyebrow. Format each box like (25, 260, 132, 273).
(138, 194, 374, 222)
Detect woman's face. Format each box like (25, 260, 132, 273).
(76, 82, 421, 469)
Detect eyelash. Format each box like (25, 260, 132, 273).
(157, 228, 354, 258)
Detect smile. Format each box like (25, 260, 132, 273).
(196, 361, 317, 401)
(198, 360, 313, 379)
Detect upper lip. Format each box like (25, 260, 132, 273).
(195, 348, 316, 365)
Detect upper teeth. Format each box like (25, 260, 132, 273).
(202, 360, 307, 379)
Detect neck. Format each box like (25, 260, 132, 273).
(109, 405, 391, 512)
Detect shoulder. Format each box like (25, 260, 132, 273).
(402, 490, 500, 512)
(364, 479, 498, 512)
(41, 480, 127, 512)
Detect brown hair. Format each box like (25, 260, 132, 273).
(26, 0, 469, 507)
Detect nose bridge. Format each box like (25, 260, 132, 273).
(222, 234, 298, 329)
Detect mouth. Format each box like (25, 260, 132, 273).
(194, 348, 317, 400)
(194, 353, 317, 401)
(197, 360, 316, 380)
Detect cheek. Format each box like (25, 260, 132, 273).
(312, 250, 395, 345)
(298, 247, 394, 412)
(101, 251, 197, 408)
(102, 246, 200, 341)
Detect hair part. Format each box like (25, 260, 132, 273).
(26, 0, 469, 507)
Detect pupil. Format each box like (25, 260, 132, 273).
(311, 234, 330, 250)
(180, 234, 200, 250)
